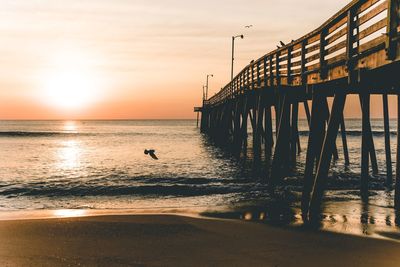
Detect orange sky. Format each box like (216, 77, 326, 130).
(0, 0, 396, 119)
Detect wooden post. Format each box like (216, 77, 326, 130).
(385, 0, 399, 60)
(396, 94, 400, 209)
(315, 98, 328, 167)
(241, 96, 249, 156)
(233, 97, 243, 154)
(361, 93, 370, 198)
(275, 52, 282, 135)
(253, 93, 263, 163)
(273, 104, 278, 138)
(309, 93, 347, 219)
(228, 101, 235, 142)
(297, 131, 301, 155)
(346, 7, 356, 84)
(304, 101, 311, 128)
(319, 29, 328, 80)
(256, 94, 265, 161)
(287, 46, 293, 85)
(270, 94, 291, 190)
(322, 98, 339, 161)
(383, 94, 393, 186)
(340, 113, 350, 166)
(301, 93, 326, 217)
(200, 106, 209, 133)
(291, 102, 299, 166)
(269, 56, 273, 88)
(264, 104, 274, 181)
(265, 104, 274, 157)
(359, 95, 379, 175)
(300, 41, 307, 85)
(263, 57, 268, 88)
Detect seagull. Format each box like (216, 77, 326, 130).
(245, 25, 253, 28)
(280, 41, 286, 46)
(144, 149, 158, 160)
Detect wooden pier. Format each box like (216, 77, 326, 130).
(198, 0, 400, 221)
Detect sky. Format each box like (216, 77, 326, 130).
(0, 0, 395, 119)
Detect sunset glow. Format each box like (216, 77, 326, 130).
(38, 50, 104, 111)
(0, 0, 356, 119)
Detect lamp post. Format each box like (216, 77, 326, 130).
(202, 85, 206, 101)
(206, 74, 213, 100)
(231, 34, 244, 81)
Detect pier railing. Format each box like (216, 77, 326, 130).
(204, 0, 399, 107)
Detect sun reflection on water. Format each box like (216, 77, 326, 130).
(63, 121, 77, 132)
(58, 140, 81, 170)
(54, 209, 86, 218)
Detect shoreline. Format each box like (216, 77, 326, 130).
(1, 207, 399, 241)
(0, 213, 399, 266)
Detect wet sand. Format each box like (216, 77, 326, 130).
(0, 214, 399, 266)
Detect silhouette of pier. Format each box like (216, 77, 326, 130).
(197, 0, 400, 221)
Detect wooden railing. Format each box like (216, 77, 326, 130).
(204, 0, 399, 107)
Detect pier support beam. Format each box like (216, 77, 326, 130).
(291, 102, 299, 166)
(340, 114, 350, 166)
(383, 94, 393, 186)
(396, 94, 400, 209)
(322, 99, 339, 161)
(304, 101, 311, 128)
(361, 93, 371, 198)
(301, 93, 327, 217)
(253, 93, 264, 164)
(264, 104, 274, 180)
(233, 97, 244, 155)
(309, 93, 347, 220)
(270, 94, 291, 190)
(241, 96, 249, 157)
(359, 95, 379, 175)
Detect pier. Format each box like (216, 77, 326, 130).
(198, 0, 400, 221)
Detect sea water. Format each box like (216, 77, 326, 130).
(0, 119, 399, 239)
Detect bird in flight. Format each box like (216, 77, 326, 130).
(245, 25, 253, 28)
(144, 149, 158, 160)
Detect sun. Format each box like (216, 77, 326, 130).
(39, 49, 103, 111)
(43, 68, 96, 109)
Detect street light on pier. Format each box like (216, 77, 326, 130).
(205, 74, 213, 100)
(231, 34, 244, 81)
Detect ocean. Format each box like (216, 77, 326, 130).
(0, 119, 399, 238)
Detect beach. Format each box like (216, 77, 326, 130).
(0, 214, 399, 267)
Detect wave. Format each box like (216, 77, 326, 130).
(0, 131, 83, 137)
(0, 131, 195, 138)
(0, 183, 261, 198)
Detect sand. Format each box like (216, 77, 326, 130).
(0, 214, 399, 267)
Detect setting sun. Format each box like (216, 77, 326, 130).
(42, 68, 97, 109)
(38, 49, 104, 111)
